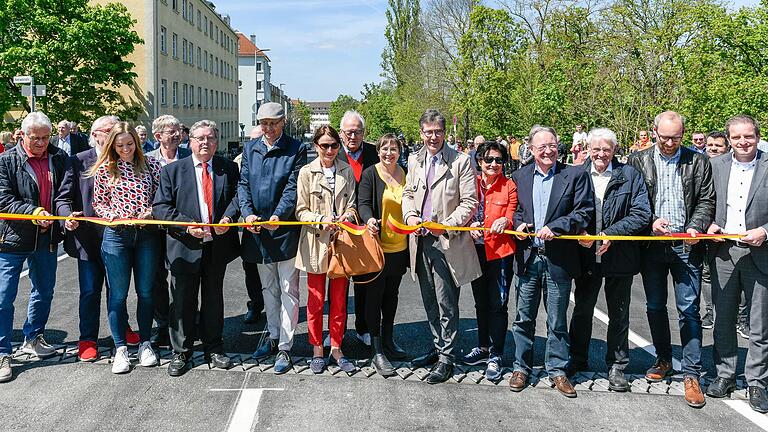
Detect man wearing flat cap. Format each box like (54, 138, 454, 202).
(239, 102, 308, 374)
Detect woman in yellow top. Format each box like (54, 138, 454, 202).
(358, 133, 409, 377)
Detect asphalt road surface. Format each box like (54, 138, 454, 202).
(1, 252, 766, 432)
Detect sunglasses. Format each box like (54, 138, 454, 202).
(318, 142, 340, 150)
(482, 156, 504, 165)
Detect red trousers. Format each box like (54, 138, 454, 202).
(306, 273, 348, 348)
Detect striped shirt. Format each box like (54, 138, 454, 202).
(653, 147, 686, 232)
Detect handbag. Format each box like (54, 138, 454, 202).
(327, 209, 384, 283)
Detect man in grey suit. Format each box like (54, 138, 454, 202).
(705, 114, 768, 413)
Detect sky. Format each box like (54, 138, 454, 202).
(217, 0, 390, 103)
(216, 0, 762, 103)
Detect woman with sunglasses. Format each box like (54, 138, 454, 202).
(90, 122, 163, 374)
(463, 141, 518, 381)
(358, 133, 410, 376)
(295, 125, 357, 374)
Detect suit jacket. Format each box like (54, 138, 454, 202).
(709, 150, 768, 265)
(512, 161, 594, 280)
(145, 146, 192, 163)
(152, 155, 240, 274)
(401, 144, 481, 286)
(54, 148, 103, 260)
(50, 133, 89, 156)
(337, 142, 379, 173)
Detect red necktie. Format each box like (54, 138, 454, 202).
(202, 161, 213, 223)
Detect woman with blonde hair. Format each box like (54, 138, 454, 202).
(90, 122, 163, 374)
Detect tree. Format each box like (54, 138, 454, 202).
(358, 82, 397, 140)
(290, 100, 312, 135)
(328, 94, 360, 130)
(0, 0, 143, 124)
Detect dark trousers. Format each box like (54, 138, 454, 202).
(363, 252, 405, 337)
(354, 283, 368, 335)
(152, 239, 171, 330)
(470, 245, 512, 357)
(77, 257, 106, 342)
(169, 244, 226, 355)
(640, 243, 703, 377)
(569, 262, 632, 370)
(243, 260, 264, 313)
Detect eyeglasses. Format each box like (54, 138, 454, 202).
(342, 129, 364, 137)
(421, 129, 445, 137)
(192, 135, 217, 143)
(161, 129, 180, 136)
(27, 135, 50, 142)
(318, 142, 340, 150)
(656, 134, 682, 144)
(531, 143, 558, 152)
(482, 156, 504, 165)
(260, 120, 283, 128)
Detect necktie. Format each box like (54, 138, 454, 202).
(202, 161, 213, 223)
(421, 155, 437, 222)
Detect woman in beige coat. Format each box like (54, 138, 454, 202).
(295, 125, 357, 374)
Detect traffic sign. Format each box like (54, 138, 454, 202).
(13, 76, 33, 84)
(21, 85, 32, 96)
(35, 85, 46, 96)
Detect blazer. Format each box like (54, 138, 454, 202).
(238, 134, 307, 263)
(152, 155, 241, 274)
(50, 133, 89, 156)
(54, 148, 104, 260)
(512, 161, 594, 280)
(476, 174, 517, 261)
(337, 142, 379, 174)
(145, 146, 192, 163)
(294, 157, 356, 274)
(401, 145, 481, 286)
(709, 150, 768, 265)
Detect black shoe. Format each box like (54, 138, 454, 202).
(205, 352, 231, 370)
(425, 361, 453, 384)
(410, 349, 439, 369)
(243, 301, 258, 324)
(701, 310, 714, 329)
(608, 367, 629, 392)
(252, 338, 278, 361)
(151, 327, 171, 349)
(371, 337, 396, 377)
(749, 386, 768, 413)
(705, 377, 736, 398)
(168, 353, 191, 377)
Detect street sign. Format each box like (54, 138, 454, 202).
(21, 85, 32, 96)
(35, 85, 46, 96)
(13, 75, 33, 85)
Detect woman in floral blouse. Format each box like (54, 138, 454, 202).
(89, 122, 163, 374)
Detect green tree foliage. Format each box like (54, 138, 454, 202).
(0, 0, 143, 124)
(329, 94, 360, 130)
(358, 82, 397, 141)
(290, 100, 312, 135)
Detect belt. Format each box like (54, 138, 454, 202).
(728, 240, 750, 249)
(531, 246, 546, 255)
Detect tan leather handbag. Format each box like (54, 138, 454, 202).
(327, 210, 384, 283)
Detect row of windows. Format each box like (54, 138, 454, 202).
(159, 79, 237, 112)
(159, 27, 236, 82)
(163, 0, 235, 55)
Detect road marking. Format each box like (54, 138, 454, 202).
(20, 253, 69, 279)
(211, 384, 284, 432)
(570, 292, 682, 371)
(723, 400, 768, 431)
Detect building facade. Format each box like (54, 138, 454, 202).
(90, 0, 239, 148)
(307, 102, 330, 135)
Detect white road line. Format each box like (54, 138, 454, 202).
(723, 400, 768, 431)
(19, 253, 69, 279)
(211, 386, 284, 432)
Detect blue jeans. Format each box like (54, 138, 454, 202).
(101, 227, 161, 347)
(0, 232, 58, 355)
(512, 254, 572, 377)
(640, 242, 703, 377)
(77, 258, 107, 342)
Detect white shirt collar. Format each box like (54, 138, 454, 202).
(731, 154, 757, 169)
(191, 154, 211, 167)
(590, 161, 613, 175)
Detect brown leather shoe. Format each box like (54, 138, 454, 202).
(684, 377, 706, 408)
(552, 375, 577, 398)
(645, 359, 673, 382)
(508, 371, 528, 392)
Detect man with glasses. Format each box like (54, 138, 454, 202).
(508, 125, 594, 398)
(146, 115, 192, 349)
(335, 110, 379, 347)
(402, 109, 481, 384)
(241, 102, 307, 375)
(704, 115, 768, 413)
(690, 131, 706, 154)
(0, 111, 67, 382)
(627, 111, 715, 408)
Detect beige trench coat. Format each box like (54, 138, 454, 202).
(294, 157, 356, 274)
(401, 145, 481, 286)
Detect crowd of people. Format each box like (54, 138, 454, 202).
(0, 105, 766, 415)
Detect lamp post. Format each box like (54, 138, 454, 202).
(279, 83, 289, 135)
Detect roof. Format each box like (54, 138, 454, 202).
(236, 32, 270, 61)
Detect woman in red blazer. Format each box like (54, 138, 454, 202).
(462, 141, 518, 381)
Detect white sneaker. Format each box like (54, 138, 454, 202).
(356, 332, 371, 346)
(323, 334, 331, 348)
(20, 335, 57, 358)
(0, 355, 12, 383)
(112, 346, 131, 374)
(138, 341, 158, 367)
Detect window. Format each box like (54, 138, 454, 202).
(182, 0, 187, 19)
(215, 56, 219, 76)
(256, 61, 262, 72)
(189, 83, 194, 106)
(188, 3, 194, 24)
(160, 27, 167, 54)
(209, 22, 213, 39)
(160, 79, 167, 106)
(172, 81, 178, 106)
(215, 91, 219, 109)
(215, 26, 219, 43)
(182, 39, 188, 63)
(210, 54, 213, 74)
(197, 10, 201, 30)
(188, 42, 194, 66)
(172, 33, 178, 58)
(203, 50, 208, 71)
(197, 87, 202, 108)
(256, 81, 262, 91)
(197, 47, 201, 69)
(204, 88, 208, 108)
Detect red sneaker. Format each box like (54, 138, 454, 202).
(78, 341, 98, 362)
(126, 326, 140, 347)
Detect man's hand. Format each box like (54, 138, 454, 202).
(407, 216, 427, 237)
(707, 223, 725, 243)
(515, 223, 533, 240)
(322, 216, 338, 232)
(489, 217, 508, 234)
(578, 230, 593, 248)
(65, 211, 82, 231)
(652, 218, 671, 236)
(684, 228, 700, 245)
(214, 217, 231, 235)
(245, 215, 261, 233)
(469, 221, 483, 241)
(262, 215, 280, 231)
(426, 223, 445, 237)
(366, 218, 380, 235)
(596, 233, 612, 256)
(741, 227, 767, 247)
(537, 226, 555, 241)
(37, 210, 54, 228)
(187, 226, 207, 239)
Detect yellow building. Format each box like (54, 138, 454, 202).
(90, 0, 239, 148)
